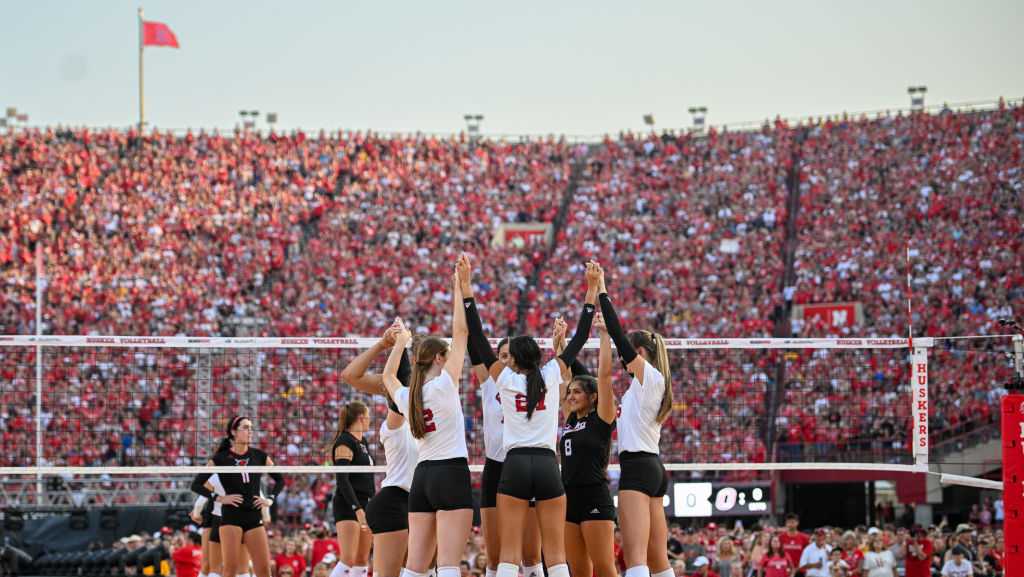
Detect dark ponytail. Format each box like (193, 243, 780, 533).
(509, 336, 544, 419)
(217, 415, 246, 454)
(325, 401, 367, 458)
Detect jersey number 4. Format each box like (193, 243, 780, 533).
(423, 409, 437, 433)
(514, 393, 546, 413)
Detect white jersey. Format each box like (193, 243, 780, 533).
(209, 473, 225, 516)
(394, 370, 468, 462)
(481, 377, 506, 462)
(497, 359, 563, 452)
(379, 418, 418, 491)
(617, 359, 666, 454)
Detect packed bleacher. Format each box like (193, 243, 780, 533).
(22, 511, 1007, 577)
(0, 102, 1021, 475)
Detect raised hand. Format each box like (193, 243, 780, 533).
(585, 260, 602, 289)
(393, 317, 412, 344)
(594, 261, 607, 294)
(457, 252, 472, 294)
(552, 316, 568, 343)
(381, 324, 399, 348)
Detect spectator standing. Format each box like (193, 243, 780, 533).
(798, 529, 831, 577)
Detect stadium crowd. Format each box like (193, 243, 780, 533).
(124, 513, 1002, 577)
(0, 103, 1020, 477)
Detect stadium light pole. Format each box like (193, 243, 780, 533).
(907, 86, 927, 112)
(239, 110, 260, 131)
(3, 107, 16, 131)
(463, 114, 484, 142)
(266, 112, 278, 132)
(688, 106, 708, 133)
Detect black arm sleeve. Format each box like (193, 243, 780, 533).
(466, 333, 483, 366)
(268, 472, 284, 500)
(190, 473, 214, 500)
(599, 293, 638, 364)
(396, 348, 412, 388)
(558, 303, 596, 366)
(570, 358, 591, 378)
(464, 297, 498, 366)
(332, 460, 361, 510)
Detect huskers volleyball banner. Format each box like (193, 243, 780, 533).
(912, 347, 929, 459)
(1002, 395, 1024, 569)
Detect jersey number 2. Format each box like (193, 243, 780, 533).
(514, 393, 546, 413)
(423, 409, 437, 433)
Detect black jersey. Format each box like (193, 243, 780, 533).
(212, 447, 269, 511)
(559, 410, 614, 488)
(333, 431, 375, 500)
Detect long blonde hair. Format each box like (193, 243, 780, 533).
(408, 337, 449, 439)
(629, 330, 673, 423)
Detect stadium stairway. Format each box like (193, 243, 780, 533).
(514, 150, 591, 336)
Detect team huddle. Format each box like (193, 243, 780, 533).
(189, 255, 675, 577)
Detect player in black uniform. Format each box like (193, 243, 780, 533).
(557, 313, 618, 577)
(191, 416, 283, 577)
(329, 400, 374, 577)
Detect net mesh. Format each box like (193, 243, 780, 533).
(0, 337, 919, 472)
(6, 334, 1016, 509)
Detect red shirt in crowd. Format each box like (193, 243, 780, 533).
(841, 548, 865, 577)
(780, 531, 810, 568)
(311, 538, 339, 567)
(171, 543, 203, 577)
(275, 553, 306, 577)
(905, 538, 934, 577)
(761, 554, 792, 577)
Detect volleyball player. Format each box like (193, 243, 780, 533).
(328, 401, 374, 577)
(556, 309, 618, 577)
(465, 256, 600, 577)
(191, 416, 284, 577)
(192, 474, 255, 577)
(462, 325, 544, 574)
(381, 264, 471, 577)
(340, 324, 419, 577)
(596, 265, 674, 577)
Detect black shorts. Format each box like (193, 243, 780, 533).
(565, 483, 616, 525)
(498, 448, 564, 502)
(219, 507, 264, 533)
(618, 451, 669, 497)
(207, 515, 221, 544)
(408, 458, 473, 513)
(333, 492, 373, 523)
(481, 458, 503, 509)
(366, 486, 410, 534)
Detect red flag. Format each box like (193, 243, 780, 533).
(142, 21, 180, 48)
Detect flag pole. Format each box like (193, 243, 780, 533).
(138, 6, 144, 133)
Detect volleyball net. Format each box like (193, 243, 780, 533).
(0, 334, 1015, 509)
